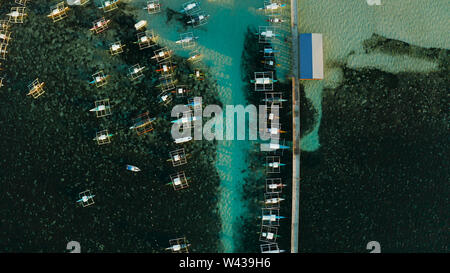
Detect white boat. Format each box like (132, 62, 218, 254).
(126, 165, 141, 172)
(174, 136, 192, 144)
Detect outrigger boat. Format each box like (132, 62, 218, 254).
(258, 3, 286, 10)
(174, 136, 192, 144)
(180, 1, 200, 13)
(126, 164, 141, 172)
(167, 152, 188, 164)
(262, 97, 286, 103)
(89, 74, 109, 85)
(259, 214, 286, 221)
(266, 18, 285, 23)
(264, 162, 286, 168)
(135, 33, 157, 45)
(257, 30, 280, 38)
(189, 70, 204, 80)
(155, 63, 174, 73)
(175, 35, 198, 44)
(262, 47, 278, 54)
(48, 6, 70, 20)
(165, 242, 191, 252)
(171, 115, 199, 124)
(265, 197, 285, 205)
(267, 128, 287, 134)
(260, 231, 280, 240)
(90, 19, 111, 32)
(151, 49, 172, 60)
(89, 104, 110, 112)
(267, 143, 290, 150)
(93, 132, 113, 142)
(251, 77, 278, 84)
(174, 87, 189, 94)
(158, 92, 172, 104)
(186, 13, 209, 25)
(129, 117, 156, 130)
(187, 53, 202, 62)
(185, 100, 201, 108)
(99, 0, 120, 11)
(76, 194, 95, 203)
(268, 182, 287, 191)
(261, 247, 285, 253)
(261, 59, 281, 68)
(144, 1, 161, 11)
(166, 176, 190, 187)
(131, 65, 146, 75)
(7, 10, 27, 20)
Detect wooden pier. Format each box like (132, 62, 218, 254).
(290, 0, 301, 253)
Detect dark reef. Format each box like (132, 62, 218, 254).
(299, 35, 449, 252)
(0, 1, 221, 252)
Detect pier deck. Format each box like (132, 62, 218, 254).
(290, 0, 300, 253)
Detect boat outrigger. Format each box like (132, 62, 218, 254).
(267, 181, 287, 192)
(90, 18, 111, 33)
(260, 243, 285, 253)
(174, 136, 192, 144)
(189, 69, 204, 80)
(168, 171, 190, 190)
(99, 0, 120, 13)
(260, 214, 286, 221)
(258, 3, 286, 11)
(166, 237, 190, 253)
(89, 72, 109, 87)
(261, 47, 279, 54)
(266, 18, 285, 23)
(7, 7, 27, 23)
(259, 227, 280, 242)
(77, 190, 95, 207)
(158, 91, 173, 105)
(48, 3, 70, 22)
(172, 115, 199, 125)
(129, 117, 156, 130)
(257, 30, 280, 38)
(261, 59, 281, 69)
(128, 64, 146, 81)
(77, 194, 95, 204)
(187, 53, 202, 62)
(144, 0, 161, 14)
(93, 132, 113, 142)
(267, 128, 287, 135)
(151, 48, 173, 62)
(126, 165, 141, 172)
(135, 31, 157, 50)
(251, 77, 278, 84)
(264, 162, 286, 168)
(262, 97, 287, 102)
(172, 86, 190, 97)
(89, 104, 110, 113)
(180, 1, 200, 14)
(156, 63, 175, 74)
(168, 148, 188, 166)
(186, 13, 210, 26)
(265, 197, 285, 205)
(175, 35, 198, 45)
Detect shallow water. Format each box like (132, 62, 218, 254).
(128, 0, 266, 252)
(298, 0, 449, 252)
(298, 0, 449, 151)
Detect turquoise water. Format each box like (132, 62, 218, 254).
(129, 0, 266, 252)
